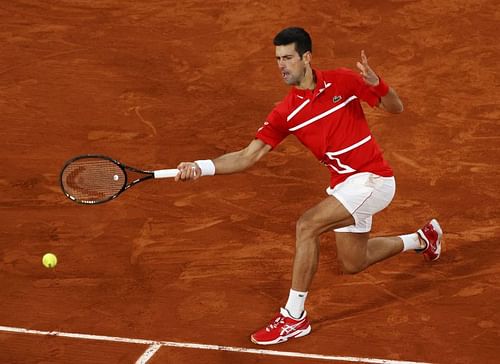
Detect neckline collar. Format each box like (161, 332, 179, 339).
(292, 69, 330, 98)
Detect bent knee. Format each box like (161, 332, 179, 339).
(295, 213, 324, 238)
(296, 214, 320, 238)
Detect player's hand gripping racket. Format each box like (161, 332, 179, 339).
(60, 154, 179, 204)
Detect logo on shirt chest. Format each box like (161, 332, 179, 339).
(333, 95, 342, 103)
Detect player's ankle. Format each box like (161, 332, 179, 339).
(284, 307, 304, 319)
(400, 233, 423, 251)
(417, 235, 427, 250)
(285, 289, 308, 318)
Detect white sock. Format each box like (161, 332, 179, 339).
(399, 233, 423, 252)
(285, 289, 308, 319)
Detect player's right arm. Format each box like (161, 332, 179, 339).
(175, 138, 272, 181)
(213, 138, 272, 174)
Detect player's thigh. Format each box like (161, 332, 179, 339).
(327, 173, 395, 233)
(298, 196, 355, 234)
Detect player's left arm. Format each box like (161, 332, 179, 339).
(356, 50, 404, 114)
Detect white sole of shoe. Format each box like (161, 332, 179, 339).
(251, 325, 312, 345)
(431, 219, 443, 260)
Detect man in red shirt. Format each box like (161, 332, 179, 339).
(176, 27, 442, 345)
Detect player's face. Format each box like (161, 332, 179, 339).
(275, 43, 308, 86)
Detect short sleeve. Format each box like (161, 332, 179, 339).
(255, 104, 290, 149)
(337, 68, 381, 107)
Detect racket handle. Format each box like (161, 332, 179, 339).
(154, 169, 180, 179)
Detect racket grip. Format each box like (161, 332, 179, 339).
(154, 169, 180, 179)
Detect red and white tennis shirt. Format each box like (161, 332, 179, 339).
(256, 68, 394, 188)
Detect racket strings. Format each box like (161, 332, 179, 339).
(61, 158, 125, 202)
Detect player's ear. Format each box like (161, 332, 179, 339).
(303, 51, 312, 65)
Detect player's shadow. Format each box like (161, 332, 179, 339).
(313, 237, 494, 328)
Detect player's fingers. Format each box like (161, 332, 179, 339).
(175, 162, 192, 181)
(356, 61, 366, 75)
(175, 163, 185, 181)
(183, 164, 194, 181)
(183, 163, 201, 181)
(361, 50, 368, 65)
(178, 167, 187, 181)
(190, 165, 199, 179)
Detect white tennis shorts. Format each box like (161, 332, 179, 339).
(326, 172, 396, 233)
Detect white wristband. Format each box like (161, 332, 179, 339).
(194, 159, 216, 176)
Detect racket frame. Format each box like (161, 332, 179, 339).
(60, 154, 156, 205)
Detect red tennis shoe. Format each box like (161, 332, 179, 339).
(250, 308, 311, 345)
(417, 219, 443, 261)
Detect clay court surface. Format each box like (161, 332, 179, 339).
(1, 1, 499, 363)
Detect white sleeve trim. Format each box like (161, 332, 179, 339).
(194, 159, 216, 176)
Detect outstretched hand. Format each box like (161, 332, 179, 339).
(356, 50, 380, 86)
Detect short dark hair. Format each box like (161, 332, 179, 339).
(273, 27, 312, 58)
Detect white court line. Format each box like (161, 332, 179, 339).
(0, 325, 431, 364)
(136, 343, 162, 364)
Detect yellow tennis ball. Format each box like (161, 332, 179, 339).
(42, 253, 58, 268)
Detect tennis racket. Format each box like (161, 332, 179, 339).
(60, 154, 179, 205)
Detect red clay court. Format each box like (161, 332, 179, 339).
(0, 1, 499, 363)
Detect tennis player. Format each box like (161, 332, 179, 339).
(175, 27, 442, 345)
